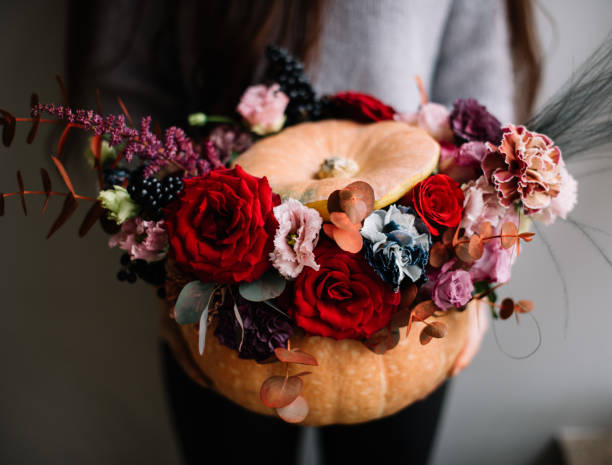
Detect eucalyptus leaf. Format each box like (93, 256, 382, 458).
(233, 303, 245, 352)
(239, 270, 286, 302)
(198, 305, 209, 356)
(174, 281, 215, 325)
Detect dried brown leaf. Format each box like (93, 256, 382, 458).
(442, 227, 455, 245)
(51, 155, 75, 196)
(501, 222, 519, 249)
(78, 201, 105, 237)
(0, 109, 16, 147)
(390, 309, 413, 329)
(292, 371, 312, 378)
(429, 242, 450, 268)
(364, 327, 400, 354)
(519, 232, 536, 242)
(329, 211, 360, 231)
(479, 221, 493, 238)
(57, 123, 74, 157)
(468, 234, 484, 260)
(400, 284, 418, 309)
(452, 225, 462, 247)
(276, 395, 309, 423)
(424, 321, 448, 339)
(516, 300, 534, 313)
(117, 96, 134, 127)
(500, 297, 515, 320)
(455, 242, 475, 263)
(260, 375, 303, 408)
(46, 193, 78, 239)
(419, 329, 432, 345)
(327, 189, 341, 214)
(412, 300, 438, 321)
(16, 171, 27, 215)
(339, 181, 374, 219)
(330, 226, 363, 253)
(40, 168, 52, 212)
(274, 348, 318, 366)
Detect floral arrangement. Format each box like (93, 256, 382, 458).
(0, 46, 578, 424)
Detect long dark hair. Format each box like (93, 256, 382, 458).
(67, 0, 539, 121)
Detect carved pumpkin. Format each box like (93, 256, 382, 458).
(233, 120, 440, 219)
(162, 119, 476, 426)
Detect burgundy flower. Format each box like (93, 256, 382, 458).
(214, 294, 292, 362)
(450, 98, 503, 144)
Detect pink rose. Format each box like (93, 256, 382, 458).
(460, 175, 510, 236)
(270, 199, 322, 279)
(439, 141, 488, 183)
(432, 259, 474, 310)
(395, 103, 453, 142)
(237, 84, 289, 135)
(109, 217, 168, 262)
(534, 166, 578, 225)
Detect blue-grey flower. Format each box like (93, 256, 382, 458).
(361, 205, 431, 291)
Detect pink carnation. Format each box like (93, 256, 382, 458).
(460, 175, 511, 236)
(395, 102, 453, 142)
(109, 217, 168, 262)
(237, 84, 289, 135)
(534, 165, 578, 225)
(270, 199, 322, 279)
(432, 259, 474, 310)
(482, 125, 563, 214)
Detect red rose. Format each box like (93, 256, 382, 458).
(289, 240, 400, 340)
(328, 91, 397, 122)
(404, 174, 464, 236)
(164, 165, 280, 283)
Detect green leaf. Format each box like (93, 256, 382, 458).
(239, 270, 286, 302)
(174, 281, 215, 325)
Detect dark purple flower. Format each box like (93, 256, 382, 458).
(214, 294, 292, 362)
(450, 99, 503, 145)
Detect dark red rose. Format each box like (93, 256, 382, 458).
(164, 165, 280, 283)
(403, 174, 464, 236)
(328, 91, 397, 122)
(289, 239, 400, 340)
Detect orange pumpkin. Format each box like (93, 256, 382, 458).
(162, 119, 473, 426)
(163, 301, 477, 426)
(233, 120, 440, 219)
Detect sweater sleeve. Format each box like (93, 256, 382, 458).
(430, 0, 515, 124)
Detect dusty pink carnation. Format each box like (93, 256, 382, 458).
(460, 175, 511, 236)
(109, 217, 168, 262)
(482, 124, 563, 214)
(439, 141, 488, 183)
(534, 165, 578, 225)
(237, 84, 289, 135)
(432, 259, 474, 310)
(395, 102, 453, 142)
(469, 209, 518, 283)
(270, 199, 322, 279)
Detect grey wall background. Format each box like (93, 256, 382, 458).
(0, 1, 611, 465)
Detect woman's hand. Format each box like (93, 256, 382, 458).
(450, 299, 490, 376)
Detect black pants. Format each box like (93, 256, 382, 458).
(162, 344, 448, 465)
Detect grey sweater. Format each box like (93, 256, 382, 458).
(83, 0, 514, 125)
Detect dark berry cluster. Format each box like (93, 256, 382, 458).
(117, 252, 167, 298)
(265, 45, 323, 124)
(127, 172, 184, 221)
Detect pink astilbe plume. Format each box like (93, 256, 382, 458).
(32, 104, 220, 177)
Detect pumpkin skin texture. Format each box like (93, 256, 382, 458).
(233, 120, 440, 219)
(167, 300, 479, 426)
